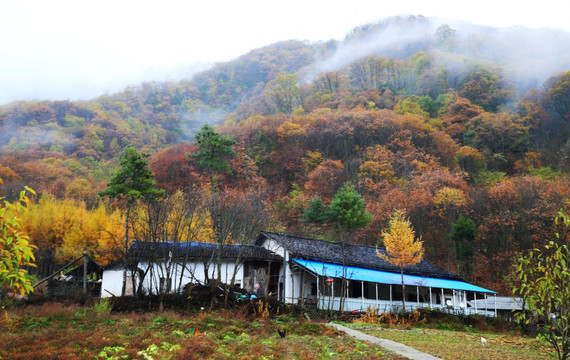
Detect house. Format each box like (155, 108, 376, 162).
(101, 231, 498, 315)
(100, 240, 282, 298)
(254, 231, 497, 314)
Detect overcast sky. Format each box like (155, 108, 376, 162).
(2, 0, 569, 105)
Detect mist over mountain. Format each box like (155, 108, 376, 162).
(0, 61, 210, 106)
(308, 15, 570, 94)
(1, 15, 570, 293)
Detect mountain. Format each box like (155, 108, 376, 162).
(1, 15, 570, 292)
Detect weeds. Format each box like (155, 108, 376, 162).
(0, 302, 537, 360)
(360, 306, 380, 323)
(254, 300, 270, 322)
(94, 298, 113, 316)
(97, 346, 127, 360)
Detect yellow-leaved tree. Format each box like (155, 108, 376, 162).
(377, 209, 424, 312)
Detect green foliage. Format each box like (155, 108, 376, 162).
(301, 195, 329, 224)
(265, 73, 300, 115)
(529, 166, 561, 181)
(545, 70, 570, 120)
(97, 346, 127, 360)
(0, 187, 37, 298)
(514, 239, 570, 360)
(473, 170, 505, 187)
(191, 124, 236, 181)
(93, 298, 113, 316)
(138, 342, 181, 360)
(449, 216, 476, 278)
(416, 95, 439, 117)
(98, 146, 164, 205)
(327, 182, 373, 230)
(394, 96, 430, 118)
(449, 216, 477, 242)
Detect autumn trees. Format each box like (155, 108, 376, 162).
(0, 186, 37, 298)
(377, 210, 424, 312)
(1, 16, 570, 301)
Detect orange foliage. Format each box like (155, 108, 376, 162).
(304, 159, 346, 200)
(149, 143, 206, 193)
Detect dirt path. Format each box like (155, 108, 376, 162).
(327, 323, 442, 360)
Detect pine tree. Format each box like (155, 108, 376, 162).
(190, 124, 236, 284)
(98, 146, 164, 296)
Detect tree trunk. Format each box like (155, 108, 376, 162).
(400, 266, 406, 313)
(121, 204, 131, 297)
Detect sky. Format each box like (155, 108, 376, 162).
(2, 0, 569, 105)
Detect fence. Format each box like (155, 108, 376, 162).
(312, 295, 496, 317)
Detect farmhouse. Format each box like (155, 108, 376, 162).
(101, 240, 282, 298)
(101, 231, 497, 315)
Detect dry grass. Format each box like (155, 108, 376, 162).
(1, 302, 407, 359)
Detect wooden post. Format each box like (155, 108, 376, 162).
(441, 288, 444, 310)
(83, 253, 87, 296)
(452, 290, 456, 314)
(389, 284, 393, 311)
(376, 283, 378, 308)
(329, 281, 334, 310)
(429, 287, 432, 308)
(474, 292, 477, 314)
(361, 281, 364, 309)
(494, 294, 497, 317)
(316, 275, 320, 308)
(416, 286, 419, 309)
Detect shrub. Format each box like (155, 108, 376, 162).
(93, 298, 113, 316)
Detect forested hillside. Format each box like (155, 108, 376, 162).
(1, 15, 569, 293)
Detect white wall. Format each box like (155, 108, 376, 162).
(259, 238, 292, 302)
(100, 269, 124, 298)
(100, 259, 245, 297)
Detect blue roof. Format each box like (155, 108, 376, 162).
(294, 258, 496, 294)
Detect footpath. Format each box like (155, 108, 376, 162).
(327, 323, 442, 360)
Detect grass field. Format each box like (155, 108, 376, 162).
(0, 301, 407, 360)
(0, 301, 553, 359)
(342, 323, 553, 359)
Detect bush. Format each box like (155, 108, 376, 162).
(94, 298, 113, 316)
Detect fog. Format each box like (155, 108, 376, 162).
(2, 1, 569, 106)
(307, 16, 570, 93)
(0, 62, 210, 105)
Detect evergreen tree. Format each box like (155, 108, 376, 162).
(327, 182, 373, 232)
(301, 195, 329, 224)
(192, 124, 236, 186)
(98, 146, 164, 296)
(190, 124, 236, 284)
(302, 182, 372, 311)
(449, 215, 477, 279)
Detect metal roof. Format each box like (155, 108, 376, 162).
(294, 258, 497, 294)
